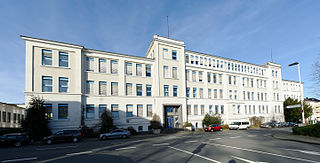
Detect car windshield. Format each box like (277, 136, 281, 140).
(231, 122, 240, 125)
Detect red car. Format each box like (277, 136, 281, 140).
(205, 124, 222, 132)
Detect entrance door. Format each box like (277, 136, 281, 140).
(167, 117, 174, 128)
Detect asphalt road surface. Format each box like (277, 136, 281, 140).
(0, 128, 319, 163)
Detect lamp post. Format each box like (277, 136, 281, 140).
(289, 62, 305, 124)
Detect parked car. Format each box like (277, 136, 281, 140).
(276, 122, 286, 128)
(204, 124, 222, 132)
(229, 121, 250, 130)
(285, 122, 295, 127)
(99, 129, 131, 140)
(261, 122, 276, 128)
(43, 130, 82, 145)
(0, 133, 31, 147)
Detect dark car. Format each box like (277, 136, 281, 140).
(43, 130, 82, 145)
(0, 133, 31, 147)
(205, 124, 222, 132)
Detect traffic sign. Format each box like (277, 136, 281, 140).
(286, 104, 301, 109)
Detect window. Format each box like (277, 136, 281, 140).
(219, 74, 223, 84)
(126, 62, 132, 75)
(147, 105, 152, 117)
(186, 70, 190, 81)
(208, 89, 212, 99)
(228, 75, 232, 85)
(136, 64, 142, 76)
(164, 85, 169, 96)
(207, 72, 211, 83)
(164, 66, 170, 78)
(192, 71, 197, 82)
(186, 54, 189, 63)
(215, 105, 219, 114)
(213, 73, 217, 83)
(193, 88, 197, 98)
(111, 104, 119, 118)
(191, 55, 194, 64)
(229, 90, 233, 99)
(221, 105, 224, 114)
(163, 48, 169, 59)
(99, 59, 107, 73)
(194, 105, 198, 115)
(42, 49, 52, 66)
(126, 105, 133, 117)
(136, 84, 143, 96)
(195, 56, 199, 65)
(137, 105, 143, 117)
(172, 50, 177, 60)
(237, 105, 241, 114)
(209, 105, 213, 114)
(111, 82, 118, 96)
(219, 89, 223, 99)
(146, 85, 152, 96)
(146, 65, 151, 77)
(42, 76, 52, 92)
(86, 104, 95, 119)
(17, 114, 20, 123)
(13, 113, 16, 123)
(172, 67, 178, 79)
(99, 81, 107, 95)
(59, 52, 68, 67)
(126, 83, 132, 96)
(200, 57, 203, 65)
(201, 105, 205, 115)
(199, 88, 203, 98)
(199, 72, 203, 82)
(59, 77, 69, 93)
(234, 90, 237, 100)
(99, 105, 107, 118)
(58, 104, 68, 119)
(213, 89, 217, 99)
(187, 105, 191, 115)
(110, 60, 118, 74)
(2, 112, 6, 122)
(86, 57, 94, 71)
(209, 58, 212, 67)
(43, 104, 53, 120)
(186, 87, 190, 98)
(233, 76, 237, 85)
(86, 81, 94, 94)
(173, 86, 178, 97)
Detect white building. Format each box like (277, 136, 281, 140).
(0, 102, 25, 128)
(22, 35, 302, 132)
(305, 98, 320, 124)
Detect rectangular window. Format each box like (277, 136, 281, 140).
(199, 72, 203, 82)
(186, 70, 190, 81)
(146, 85, 152, 96)
(187, 105, 191, 115)
(59, 52, 68, 67)
(195, 56, 199, 65)
(199, 88, 204, 98)
(86, 104, 95, 119)
(59, 77, 69, 93)
(146, 65, 151, 77)
(194, 105, 198, 115)
(13, 113, 16, 123)
(58, 104, 68, 119)
(42, 76, 53, 92)
(147, 105, 152, 117)
(99, 59, 107, 73)
(219, 74, 223, 84)
(7, 112, 11, 123)
(2, 112, 6, 122)
(86, 57, 94, 71)
(111, 60, 118, 74)
(99, 81, 107, 95)
(221, 105, 224, 114)
(42, 49, 52, 66)
(137, 105, 143, 117)
(219, 89, 223, 99)
(234, 90, 237, 100)
(111, 104, 119, 118)
(207, 72, 211, 83)
(43, 104, 53, 120)
(209, 105, 213, 114)
(237, 105, 241, 114)
(186, 87, 190, 98)
(136, 64, 142, 76)
(193, 88, 197, 98)
(192, 71, 197, 82)
(136, 84, 143, 96)
(172, 50, 177, 60)
(208, 89, 212, 99)
(126, 62, 133, 75)
(173, 86, 178, 97)
(164, 66, 170, 78)
(186, 54, 189, 63)
(172, 67, 178, 79)
(213, 73, 217, 83)
(126, 105, 133, 117)
(164, 85, 169, 96)
(163, 48, 169, 59)
(191, 55, 194, 64)
(201, 105, 205, 115)
(111, 82, 118, 96)
(233, 76, 237, 85)
(215, 105, 219, 114)
(86, 81, 94, 94)
(200, 57, 203, 65)
(99, 105, 107, 118)
(126, 83, 132, 96)
(228, 75, 232, 85)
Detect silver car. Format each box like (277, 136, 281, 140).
(99, 129, 131, 140)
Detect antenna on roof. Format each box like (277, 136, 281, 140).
(167, 16, 170, 38)
(271, 48, 274, 62)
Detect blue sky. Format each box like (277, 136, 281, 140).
(0, 0, 320, 103)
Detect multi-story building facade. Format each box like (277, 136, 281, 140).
(305, 98, 320, 124)
(22, 35, 302, 132)
(0, 102, 25, 128)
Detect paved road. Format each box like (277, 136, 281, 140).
(1, 128, 320, 163)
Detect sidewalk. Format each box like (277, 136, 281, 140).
(273, 133, 320, 145)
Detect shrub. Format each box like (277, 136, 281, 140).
(249, 116, 263, 128)
(292, 123, 320, 137)
(150, 114, 162, 129)
(183, 122, 193, 128)
(127, 126, 138, 135)
(221, 124, 229, 129)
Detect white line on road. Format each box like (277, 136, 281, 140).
(115, 146, 136, 151)
(66, 151, 93, 156)
(232, 156, 268, 163)
(248, 135, 256, 137)
(36, 145, 78, 151)
(186, 140, 198, 143)
(281, 148, 320, 156)
(168, 146, 221, 163)
(153, 143, 170, 146)
(209, 138, 222, 141)
(206, 143, 320, 163)
(230, 136, 241, 139)
(1, 157, 37, 163)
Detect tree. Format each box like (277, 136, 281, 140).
(100, 110, 113, 133)
(150, 114, 162, 129)
(283, 97, 312, 122)
(202, 113, 222, 127)
(21, 96, 51, 140)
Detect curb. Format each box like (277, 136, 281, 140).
(272, 134, 320, 145)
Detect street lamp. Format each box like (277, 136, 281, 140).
(288, 62, 305, 124)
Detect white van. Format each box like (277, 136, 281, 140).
(229, 121, 250, 130)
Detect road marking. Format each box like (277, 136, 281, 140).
(36, 145, 78, 151)
(232, 156, 268, 163)
(230, 136, 241, 139)
(66, 151, 92, 156)
(281, 148, 320, 156)
(186, 140, 198, 143)
(248, 135, 256, 137)
(115, 146, 136, 151)
(168, 146, 221, 163)
(206, 143, 320, 163)
(1, 157, 37, 163)
(209, 138, 222, 141)
(153, 143, 170, 146)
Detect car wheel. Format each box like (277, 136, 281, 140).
(102, 136, 107, 140)
(14, 141, 22, 147)
(220, 128, 222, 131)
(121, 135, 127, 139)
(46, 139, 52, 145)
(72, 137, 78, 143)
(210, 129, 214, 132)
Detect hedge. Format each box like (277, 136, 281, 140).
(292, 123, 320, 138)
